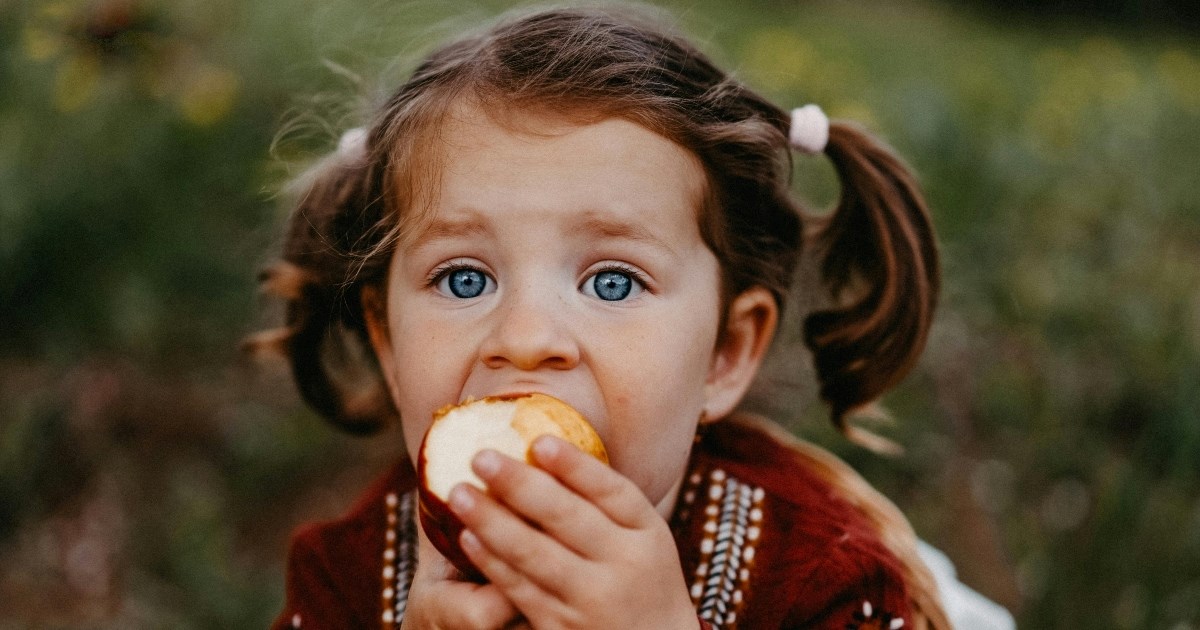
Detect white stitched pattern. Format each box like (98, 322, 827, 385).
(689, 468, 764, 629)
(381, 491, 417, 629)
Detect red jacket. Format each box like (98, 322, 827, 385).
(272, 415, 927, 629)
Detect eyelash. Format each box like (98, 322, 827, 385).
(425, 261, 651, 294)
(426, 260, 487, 287)
(585, 262, 650, 290)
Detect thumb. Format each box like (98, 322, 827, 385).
(413, 521, 460, 581)
(405, 520, 523, 629)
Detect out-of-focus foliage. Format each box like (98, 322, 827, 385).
(951, 0, 1200, 31)
(1, 0, 1197, 627)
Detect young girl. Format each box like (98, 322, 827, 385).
(253, 6, 953, 629)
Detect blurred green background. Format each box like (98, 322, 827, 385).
(2, 0, 1198, 627)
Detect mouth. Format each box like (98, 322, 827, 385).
(461, 388, 597, 429)
(463, 381, 556, 404)
(459, 387, 531, 403)
(458, 373, 603, 438)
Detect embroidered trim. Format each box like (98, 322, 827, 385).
(380, 491, 416, 629)
(676, 469, 703, 526)
(848, 599, 906, 629)
(684, 468, 765, 629)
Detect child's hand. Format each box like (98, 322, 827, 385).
(448, 435, 699, 630)
(399, 525, 525, 629)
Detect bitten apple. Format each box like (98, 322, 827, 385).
(416, 392, 608, 579)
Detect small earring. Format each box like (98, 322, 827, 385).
(694, 410, 708, 445)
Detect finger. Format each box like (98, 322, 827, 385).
(408, 523, 522, 629)
(411, 587, 520, 630)
(461, 529, 577, 627)
(412, 521, 458, 581)
(449, 482, 582, 597)
(530, 435, 661, 530)
(413, 591, 519, 630)
(470, 448, 613, 556)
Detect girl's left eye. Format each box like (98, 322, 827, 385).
(581, 267, 645, 302)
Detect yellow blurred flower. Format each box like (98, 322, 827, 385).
(177, 64, 240, 127)
(1157, 49, 1200, 112)
(1079, 37, 1139, 109)
(743, 28, 817, 94)
(1024, 38, 1150, 157)
(23, 26, 64, 61)
(22, 0, 239, 125)
(742, 27, 862, 112)
(54, 53, 101, 112)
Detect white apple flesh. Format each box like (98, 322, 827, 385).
(416, 392, 608, 580)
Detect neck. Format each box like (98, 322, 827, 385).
(654, 472, 687, 520)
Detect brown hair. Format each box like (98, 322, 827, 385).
(250, 5, 939, 434)
(248, 6, 945, 624)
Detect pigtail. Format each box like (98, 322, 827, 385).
(803, 121, 940, 442)
(244, 132, 398, 434)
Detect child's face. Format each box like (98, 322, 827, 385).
(366, 106, 758, 515)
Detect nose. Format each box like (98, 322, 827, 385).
(479, 285, 580, 371)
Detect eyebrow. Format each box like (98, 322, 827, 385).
(572, 213, 678, 256)
(409, 215, 490, 248)
(408, 209, 680, 257)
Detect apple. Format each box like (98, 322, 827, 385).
(416, 392, 608, 579)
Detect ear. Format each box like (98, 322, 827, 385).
(703, 286, 778, 423)
(361, 284, 400, 400)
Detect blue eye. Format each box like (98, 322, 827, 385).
(593, 271, 631, 301)
(583, 268, 643, 301)
(437, 267, 492, 299)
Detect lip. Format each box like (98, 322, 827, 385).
(462, 386, 598, 429)
(464, 379, 557, 402)
(468, 387, 565, 407)
(462, 386, 536, 401)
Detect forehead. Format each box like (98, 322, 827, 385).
(396, 102, 708, 247)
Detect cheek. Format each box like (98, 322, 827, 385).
(385, 311, 469, 462)
(401, 417, 432, 464)
(605, 403, 701, 507)
(598, 332, 714, 492)
(387, 308, 467, 385)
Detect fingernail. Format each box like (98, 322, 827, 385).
(460, 529, 481, 553)
(449, 484, 475, 513)
(531, 435, 561, 462)
(473, 449, 502, 478)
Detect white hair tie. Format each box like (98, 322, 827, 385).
(789, 105, 829, 155)
(337, 126, 367, 159)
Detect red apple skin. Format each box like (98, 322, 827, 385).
(415, 441, 483, 581)
(415, 393, 605, 581)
